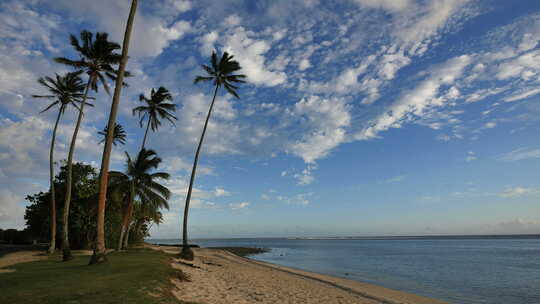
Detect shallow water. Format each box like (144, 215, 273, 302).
(148, 236, 540, 304)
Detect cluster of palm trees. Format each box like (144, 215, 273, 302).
(33, 0, 246, 264)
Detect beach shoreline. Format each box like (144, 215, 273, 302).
(149, 244, 448, 304)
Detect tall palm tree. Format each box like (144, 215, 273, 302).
(32, 71, 89, 254)
(92, 0, 138, 264)
(108, 149, 170, 251)
(180, 51, 246, 259)
(132, 86, 176, 150)
(54, 30, 124, 261)
(98, 123, 126, 146)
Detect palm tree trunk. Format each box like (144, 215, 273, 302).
(47, 109, 62, 254)
(91, 0, 138, 265)
(123, 220, 132, 249)
(181, 84, 219, 260)
(117, 196, 130, 251)
(62, 78, 92, 262)
(140, 119, 150, 151)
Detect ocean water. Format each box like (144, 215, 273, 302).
(148, 236, 540, 304)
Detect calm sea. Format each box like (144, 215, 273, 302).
(148, 236, 540, 304)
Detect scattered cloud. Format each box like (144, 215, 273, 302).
(229, 201, 249, 210)
(466, 151, 477, 162)
(498, 147, 540, 161)
(385, 175, 406, 183)
(499, 186, 538, 198)
(214, 187, 231, 197)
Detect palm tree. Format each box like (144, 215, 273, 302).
(109, 149, 170, 251)
(132, 86, 176, 150)
(32, 71, 89, 254)
(54, 30, 124, 261)
(180, 51, 246, 259)
(98, 123, 126, 146)
(92, 0, 138, 265)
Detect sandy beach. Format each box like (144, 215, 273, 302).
(150, 245, 448, 304)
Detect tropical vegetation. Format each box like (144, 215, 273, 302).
(19, 0, 248, 265)
(32, 71, 89, 254)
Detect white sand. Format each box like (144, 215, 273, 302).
(151, 245, 448, 304)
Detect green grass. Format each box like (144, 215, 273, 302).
(0, 248, 192, 304)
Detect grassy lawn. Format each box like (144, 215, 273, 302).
(0, 248, 192, 304)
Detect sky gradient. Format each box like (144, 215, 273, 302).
(1, 0, 540, 238)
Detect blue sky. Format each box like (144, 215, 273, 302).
(1, 0, 540, 238)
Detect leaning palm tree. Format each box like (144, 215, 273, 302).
(92, 0, 138, 265)
(32, 71, 89, 254)
(98, 123, 126, 146)
(180, 51, 246, 259)
(132, 86, 176, 150)
(108, 148, 170, 251)
(54, 30, 123, 261)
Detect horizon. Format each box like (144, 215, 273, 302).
(1, 0, 540, 239)
(146, 233, 540, 240)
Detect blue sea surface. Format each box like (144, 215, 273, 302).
(148, 236, 540, 304)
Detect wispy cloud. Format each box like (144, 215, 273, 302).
(498, 147, 540, 161)
(385, 175, 406, 183)
(499, 186, 538, 198)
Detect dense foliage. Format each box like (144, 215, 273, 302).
(23, 162, 151, 250)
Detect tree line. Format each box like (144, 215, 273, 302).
(27, 0, 246, 264)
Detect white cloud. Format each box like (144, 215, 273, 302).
(498, 147, 540, 161)
(229, 201, 249, 209)
(156, 93, 241, 155)
(496, 49, 540, 80)
(276, 193, 313, 206)
(503, 87, 540, 102)
(288, 96, 351, 163)
(167, 0, 192, 13)
(55, 0, 192, 57)
(358, 55, 471, 139)
(214, 187, 230, 197)
(0, 117, 51, 177)
(260, 193, 270, 200)
(162, 156, 214, 176)
(394, 0, 471, 55)
(0, 189, 26, 229)
(224, 26, 286, 87)
(484, 122, 496, 129)
(465, 151, 477, 162)
(199, 31, 219, 56)
(298, 58, 311, 71)
(385, 175, 405, 183)
(499, 187, 537, 198)
(353, 0, 412, 12)
(293, 165, 316, 186)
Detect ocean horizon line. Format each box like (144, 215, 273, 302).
(147, 233, 540, 242)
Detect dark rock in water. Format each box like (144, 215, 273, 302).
(155, 243, 200, 248)
(208, 247, 269, 257)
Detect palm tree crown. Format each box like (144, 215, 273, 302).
(109, 149, 171, 216)
(54, 30, 126, 94)
(133, 87, 176, 130)
(133, 86, 176, 149)
(109, 148, 170, 250)
(33, 71, 90, 113)
(194, 51, 246, 98)
(98, 123, 126, 146)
